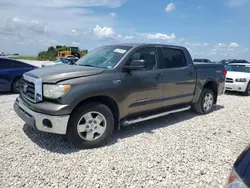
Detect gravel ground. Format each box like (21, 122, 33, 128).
(0, 93, 250, 188)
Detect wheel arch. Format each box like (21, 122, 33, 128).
(192, 79, 218, 104)
(71, 95, 120, 130)
(203, 80, 218, 104)
(11, 76, 22, 92)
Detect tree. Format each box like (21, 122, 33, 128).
(37, 45, 88, 61)
(38, 51, 48, 60)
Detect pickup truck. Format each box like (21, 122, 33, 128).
(14, 43, 226, 149)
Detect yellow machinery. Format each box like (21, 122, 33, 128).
(58, 46, 82, 59)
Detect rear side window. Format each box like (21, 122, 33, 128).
(13, 61, 28, 68)
(161, 48, 187, 68)
(0, 59, 13, 69)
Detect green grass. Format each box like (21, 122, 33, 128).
(9, 56, 43, 61)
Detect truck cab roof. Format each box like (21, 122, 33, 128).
(107, 43, 187, 49)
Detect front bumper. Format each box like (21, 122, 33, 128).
(14, 97, 70, 135)
(225, 82, 248, 92)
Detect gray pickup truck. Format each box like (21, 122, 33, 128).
(14, 43, 226, 149)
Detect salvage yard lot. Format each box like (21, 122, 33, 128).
(0, 93, 250, 188)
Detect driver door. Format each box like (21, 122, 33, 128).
(121, 47, 165, 117)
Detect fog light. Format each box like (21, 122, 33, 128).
(42, 119, 52, 128)
(36, 94, 42, 101)
(238, 87, 242, 90)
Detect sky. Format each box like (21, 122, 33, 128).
(0, 0, 249, 61)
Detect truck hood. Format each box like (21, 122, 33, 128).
(227, 71, 250, 79)
(27, 64, 105, 83)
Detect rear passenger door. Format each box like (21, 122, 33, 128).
(0, 59, 13, 91)
(159, 47, 196, 107)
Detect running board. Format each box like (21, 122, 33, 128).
(121, 106, 191, 126)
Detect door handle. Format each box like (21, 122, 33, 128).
(188, 72, 194, 77)
(155, 73, 163, 80)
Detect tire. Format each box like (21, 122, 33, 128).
(74, 53, 80, 58)
(12, 78, 21, 93)
(243, 82, 250, 96)
(67, 102, 114, 149)
(192, 88, 215, 115)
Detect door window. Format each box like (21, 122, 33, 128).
(126, 47, 158, 70)
(0, 59, 13, 69)
(12, 61, 27, 68)
(161, 48, 187, 68)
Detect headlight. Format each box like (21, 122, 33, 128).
(235, 78, 247, 82)
(43, 84, 71, 99)
(225, 168, 248, 188)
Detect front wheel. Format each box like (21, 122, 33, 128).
(67, 102, 114, 149)
(243, 82, 250, 96)
(12, 78, 21, 93)
(192, 88, 215, 114)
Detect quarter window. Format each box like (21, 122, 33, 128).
(161, 48, 187, 68)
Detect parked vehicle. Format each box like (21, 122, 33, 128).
(66, 57, 79, 64)
(0, 57, 36, 93)
(225, 63, 250, 95)
(219, 59, 236, 65)
(193, 58, 212, 63)
(220, 59, 249, 65)
(226, 144, 250, 188)
(58, 46, 82, 59)
(41, 57, 78, 67)
(14, 43, 226, 148)
(228, 59, 249, 64)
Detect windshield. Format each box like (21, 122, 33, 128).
(76, 45, 132, 69)
(226, 65, 250, 73)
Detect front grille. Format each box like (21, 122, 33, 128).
(226, 78, 233, 83)
(21, 73, 43, 103)
(21, 78, 35, 101)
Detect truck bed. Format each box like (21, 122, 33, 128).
(193, 62, 225, 69)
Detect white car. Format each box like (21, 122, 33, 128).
(41, 59, 64, 67)
(225, 63, 250, 95)
(41, 57, 78, 67)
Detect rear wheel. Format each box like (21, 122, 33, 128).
(243, 82, 250, 96)
(12, 78, 21, 93)
(192, 88, 215, 114)
(67, 102, 114, 149)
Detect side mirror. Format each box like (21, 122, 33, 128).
(123, 59, 147, 71)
